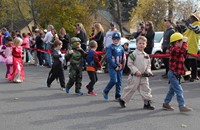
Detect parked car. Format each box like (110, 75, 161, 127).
(121, 31, 164, 70)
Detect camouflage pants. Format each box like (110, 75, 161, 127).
(66, 66, 82, 93)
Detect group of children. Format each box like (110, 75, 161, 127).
(0, 36, 25, 82)
(0, 31, 193, 112)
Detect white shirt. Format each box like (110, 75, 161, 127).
(104, 29, 121, 48)
(43, 31, 53, 44)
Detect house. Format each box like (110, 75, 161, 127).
(1, 19, 38, 36)
(91, 10, 132, 36)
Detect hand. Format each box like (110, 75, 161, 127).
(149, 72, 154, 77)
(135, 71, 142, 77)
(115, 66, 119, 71)
(69, 50, 74, 54)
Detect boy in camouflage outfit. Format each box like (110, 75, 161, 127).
(65, 37, 86, 95)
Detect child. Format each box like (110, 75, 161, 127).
(119, 36, 155, 110)
(65, 37, 86, 95)
(0, 37, 13, 78)
(7, 37, 25, 83)
(102, 32, 126, 101)
(86, 40, 102, 96)
(162, 32, 192, 112)
(47, 39, 65, 91)
(123, 42, 131, 75)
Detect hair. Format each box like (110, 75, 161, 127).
(146, 21, 154, 30)
(22, 33, 27, 38)
(94, 23, 104, 36)
(136, 36, 147, 43)
(76, 23, 86, 33)
(124, 42, 129, 46)
(2, 27, 7, 32)
(5, 36, 13, 42)
(48, 25, 54, 31)
(13, 37, 23, 46)
(60, 27, 66, 35)
(89, 40, 97, 49)
(53, 39, 62, 48)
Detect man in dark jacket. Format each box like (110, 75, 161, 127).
(162, 19, 175, 78)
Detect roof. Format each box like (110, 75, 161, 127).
(1, 19, 33, 31)
(97, 10, 130, 35)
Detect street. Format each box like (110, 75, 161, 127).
(0, 65, 200, 130)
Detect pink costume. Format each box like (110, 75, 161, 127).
(7, 46, 25, 82)
(0, 45, 13, 78)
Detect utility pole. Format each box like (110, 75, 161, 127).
(116, 0, 123, 36)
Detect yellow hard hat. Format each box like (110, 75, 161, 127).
(170, 32, 183, 43)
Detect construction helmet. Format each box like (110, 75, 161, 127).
(170, 32, 183, 43)
(71, 37, 81, 43)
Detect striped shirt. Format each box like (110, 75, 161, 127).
(187, 24, 200, 34)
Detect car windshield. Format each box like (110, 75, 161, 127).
(154, 32, 163, 43)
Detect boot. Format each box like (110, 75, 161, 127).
(143, 100, 155, 110)
(179, 106, 192, 112)
(119, 98, 126, 108)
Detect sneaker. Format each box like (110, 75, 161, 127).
(88, 91, 97, 96)
(115, 97, 120, 102)
(76, 91, 83, 96)
(47, 83, 51, 88)
(102, 91, 108, 100)
(60, 88, 65, 91)
(162, 103, 174, 111)
(179, 106, 192, 112)
(119, 98, 126, 108)
(97, 70, 104, 73)
(65, 88, 70, 93)
(189, 78, 195, 82)
(143, 100, 155, 110)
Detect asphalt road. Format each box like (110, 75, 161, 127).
(0, 65, 200, 130)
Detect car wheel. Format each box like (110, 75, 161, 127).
(151, 53, 163, 70)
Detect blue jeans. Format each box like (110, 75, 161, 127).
(44, 43, 52, 66)
(164, 70, 185, 107)
(103, 67, 122, 98)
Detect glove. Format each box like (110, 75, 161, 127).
(182, 19, 189, 26)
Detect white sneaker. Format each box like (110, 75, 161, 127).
(97, 70, 103, 73)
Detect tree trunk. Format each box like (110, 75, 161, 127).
(116, 0, 123, 36)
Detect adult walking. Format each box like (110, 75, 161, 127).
(161, 19, 175, 78)
(183, 12, 200, 82)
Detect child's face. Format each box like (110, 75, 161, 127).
(175, 40, 183, 48)
(124, 44, 128, 49)
(6, 41, 13, 46)
(57, 44, 62, 50)
(112, 39, 120, 44)
(136, 39, 147, 51)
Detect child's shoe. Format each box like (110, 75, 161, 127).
(65, 88, 70, 93)
(143, 100, 155, 110)
(102, 91, 108, 100)
(88, 91, 97, 96)
(76, 91, 83, 96)
(179, 106, 192, 112)
(119, 98, 126, 108)
(60, 88, 65, 91)
(163, 103, 174, 111)
(47, 83, 51, 88)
